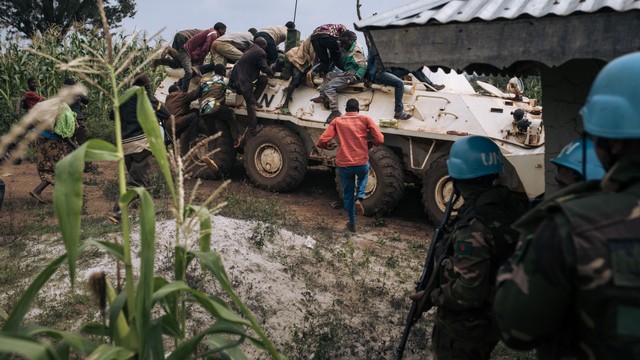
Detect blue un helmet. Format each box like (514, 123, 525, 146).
(551, 138, 606, 181)
(580, 52, 640, 139)
(447, 136, 503, 179)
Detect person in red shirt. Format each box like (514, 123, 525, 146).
(15, 77, 44, 116)
(316, 98, 384, 232)
(179, 22, 226, 91)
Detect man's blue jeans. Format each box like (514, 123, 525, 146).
(375, 71, 405, 113)
(338, 164, 369, 226)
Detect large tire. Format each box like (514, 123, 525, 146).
(244, 125, 307, 192)
(335, 145, 405, 216)
(421, 157, 464, 224)
(191, 118, 236, 180)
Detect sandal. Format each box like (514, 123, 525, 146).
(29, 191, 47, 204)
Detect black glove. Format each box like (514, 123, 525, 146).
(347, 76, 359, 85)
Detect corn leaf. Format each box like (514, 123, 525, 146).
(0, 334, 50, 360)
(166, 321, 250, 360)
(106, 286, 131, 347)
(2, 254, 66, 332)
(121, 187, 155, 359)
(188, 205, 212, 254)
(151, 280, 189, 302)
(80, 323, 109, 337)
(117, 86, 138, 106)
(133, 87, 176, 202)
(88, 240, 124, 262)
(24, 326, 96, 355)
(153, 281, 249, 325)
(87, 344, 135, 360)
(152, 277, 178, 319)
(173, 246, 190, 284)
(193, 251, 280, 357)
(54, 140, 118, 288)
(157, 314, 181, 338)
(147, 320, 164, 359)
(202, 336, 247, 359)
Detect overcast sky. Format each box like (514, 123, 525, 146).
(120, 0, 399, 48)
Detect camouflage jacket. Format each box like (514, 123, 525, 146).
(433, 185, 525, 315)
(494, 156, 640, 359)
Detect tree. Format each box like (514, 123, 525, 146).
(0, 0, 136, 38)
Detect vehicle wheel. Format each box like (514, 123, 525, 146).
(244, 125, 307, 192)
(191, 118, 236, 180)
(421, 157, 464, 224)
(335, 145, 405, 216)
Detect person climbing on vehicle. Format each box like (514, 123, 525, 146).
(310, 30, 367, 124)
(316, 98, 384, 233)
(280, 36, 315, 115)
(155, 23, 226, 92)
(210, 31, 254, 66)
(254, 21, 295, 65)
(199, 64, 244, 148)
(309, 23, 348, 76)
(164, 83, 202, 147)
(229, 36, 273, 137)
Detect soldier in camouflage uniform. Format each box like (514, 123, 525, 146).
(494, 52, 640, 359)
(413, 136, 527, 359)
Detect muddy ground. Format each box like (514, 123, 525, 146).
(0, 158, 530, 359)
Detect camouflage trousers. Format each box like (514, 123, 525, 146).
(431, 307, 499, 360)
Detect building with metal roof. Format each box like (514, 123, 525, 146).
(356, 0, 640, 192)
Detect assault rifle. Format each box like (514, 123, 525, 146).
(396, 190, 460, 359)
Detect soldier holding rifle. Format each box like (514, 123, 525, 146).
(399, 136, 526, 359)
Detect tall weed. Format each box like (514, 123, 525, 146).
(0, 3, 281, 359)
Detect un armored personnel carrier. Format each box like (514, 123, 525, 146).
(155, 68, 544, 222)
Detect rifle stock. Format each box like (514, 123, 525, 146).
(396, 190, 460, 359)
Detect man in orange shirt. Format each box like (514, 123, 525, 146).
(316, 98, 384, 232)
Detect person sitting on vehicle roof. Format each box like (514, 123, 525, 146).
(210, 31, 255, 67)
(365, 47, 412, 120)
(280, 36, 315, 115)
(254, 21, 295, 66)
(309, 23, 348, 76)
(310, 31, 367, 124)
(387, 66, 445, 91)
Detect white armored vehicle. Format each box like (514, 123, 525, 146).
(156, 68, 544, 222)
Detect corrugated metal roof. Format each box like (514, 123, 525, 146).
(355, 0, 640, 29)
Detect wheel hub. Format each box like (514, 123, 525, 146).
(435, 176, 464, 212)
(254, 144, 282, 178)
(363, 167, 376, 199)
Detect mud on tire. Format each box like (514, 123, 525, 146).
(244, 125, 307, 192)
(335, 145, 405, 216)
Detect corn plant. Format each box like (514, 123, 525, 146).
(0, 23, 165, 140)
(0, 1, 282, 358)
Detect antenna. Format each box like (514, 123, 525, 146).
(293, 0, 298, 23)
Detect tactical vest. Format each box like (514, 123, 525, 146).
(442, 186, 526, 308)
(556, 180, 640, 359)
